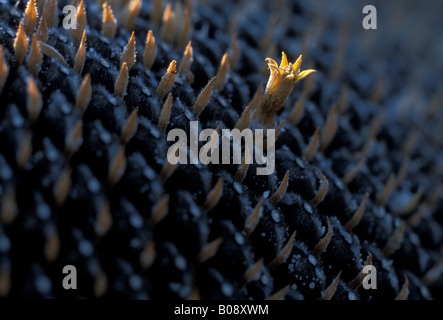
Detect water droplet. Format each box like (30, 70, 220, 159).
(58, 35, 68, 43)
(308, 255, 317, 266)
(79, 240, 93, 256)
(129, 275, 142, 290)
(0, 165, 12, 180)
(107, 95, 117, 106)
(99, 35, 110, 44)
(334, 177, 344, 190)
(348, 292, 358, 300)
(296, 157, 305, 168)
(234, 232, 245, 246)
(10, 105, 24, 128)
(150, 127, 160, 138)
(189, 203, 200, 218)
(341, 230, 353, 244)
(185, 109, 194, 120)
(99, 130, 112, 144)
(130, 214, 143, 229)
(142, 87, 151, 96)
(36, 275, 51, 294)
(263, 191, 270, 199)
(143, 166, 156, 180)
(233, 182, 242, 194)
(100, 59, 110, 68)
(174, 256, 187, 271)
(87, 178, 100, 193)
(0, 235, 10, 252)
(36, 203, 50, 220)
(261, 274, 269, 285)
(43, 138, 58, 162)
(6, 28, 15, 37)
(271, 210, 280, 223)
(60, 66, 70, 75)
(221, 283, 233, 297)
(320, 226, 325, 235)
(304, 202, 313, 214)
(309, 282, 315, 289)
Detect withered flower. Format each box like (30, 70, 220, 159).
(254, 52, 315, 127)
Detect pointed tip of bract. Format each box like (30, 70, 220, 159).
(144, 30, 156, 69)
(193, 77, 216, 116)
(102, 1, 117, 39)
(203, 178, 223, 211)
(303, 127, 320, 162)
(76, 74, 92, 113)
(14, 22, 29, 67)
(36, 15, 48, 42)
(42, 0, 58, 28)
(72, 0, 86, 44)
(0, 46, 10, 95)
(27, 76, 42, 122)
(214, 52, 229, 91)
(179, 40, 193, 76)
(120, 31, 136, 70)
(114, 62, 129, 97)
(23, 0, 38, 37)
(197, 237, 223, 264)
(269, 170, 290, 205)
(156, 60, 176, 99)
(121, 108, 139, 144)
(28, 34, 42, 78)
(74, 29, 86, 74)
(123, 0, 141, 31)
(158, 92, 173, 131)
(161, 3, 174, 42)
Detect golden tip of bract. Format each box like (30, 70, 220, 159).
(23, 0, 38, 37)
(144, 30, 156, 69)
(156, 60, 177, 99)
(14, 22, 29, 66)
(36, 15, 48, 42)
(74, 30, 86, 74)
(102, 1, 117, 39)
(114, 62, 129, 97)
(28, 34, 42, 78)
(0, 46, 9, 95)
(280, 51, 288, 68)
(120, 31, 136, 70)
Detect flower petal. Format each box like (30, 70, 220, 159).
(266, 57, 279, 69)
(293, 54, 302, 73)
(297, 69, 316, 81)
(280, 52, 288, 68)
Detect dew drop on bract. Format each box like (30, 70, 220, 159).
(271, 210, 280, 223)
(221, 283, 233, 297)
(304, 202, 313, 214)
(129, 275, 143, 290)
(234, 232, 245, 246)
(87, 178, 100, 193)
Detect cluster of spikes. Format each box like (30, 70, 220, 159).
(0, 0, 441, 300)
